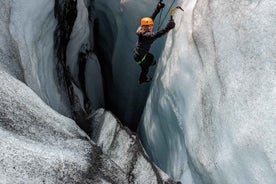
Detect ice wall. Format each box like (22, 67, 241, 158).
(139, 0, 276, 183)
(0, 1, 177, 182)
(8, 0, 72, 115)
(5, 0, 103, 116)
(0, 68, 178, 183)
(2, 0, 275, 183)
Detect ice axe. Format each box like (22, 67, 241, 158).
(170, 6, 184, 20)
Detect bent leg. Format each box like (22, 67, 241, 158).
(146, 53, 155, 66)
(138, 53, 154, 83)
(139, 62, 149, 83)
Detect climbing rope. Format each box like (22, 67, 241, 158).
(157, 0, 176, 30)
(157, 0, 164, 30)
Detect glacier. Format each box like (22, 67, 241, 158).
(0, 0, 176, 183)
(0, 0, 275, 183)
(139, 0, 276, 184)
(0, 70, 175, 183)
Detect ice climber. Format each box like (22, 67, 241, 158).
(133, 1, 175, 84)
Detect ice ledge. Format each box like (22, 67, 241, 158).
(0, 70, 177, 183)
(88, 108, 178, 184)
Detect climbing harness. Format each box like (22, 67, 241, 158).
(136, 54, 147, 65)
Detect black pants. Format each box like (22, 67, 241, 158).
(139, 53, 155, 82)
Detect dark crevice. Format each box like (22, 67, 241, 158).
(93, 17, 114, 111)
(54, 0, 77, 105)
(54, 0, 88, 127)
(92, 8, 118, 114)
(78, 46, 93, 113)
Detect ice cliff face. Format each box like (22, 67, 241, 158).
(0, 71, 114, 183)
(0, 70, 175, 183)
(1, 0, 275, 183)
(0, 71, 174, 183)
(89, 109, 176, 183)
(0, 0, 175, 183)
(139, 0, 276, 183)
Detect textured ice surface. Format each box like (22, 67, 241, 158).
(139, 0, 276, 183)
(1, 0, 275, 183)
(4, 0, 101, 116)
(0, 0, 176, 183)
(0, 70, 175, 183)
(89, 108, 176, 184)
(0, 71, 124, 183)
(7, 0, 72, 115)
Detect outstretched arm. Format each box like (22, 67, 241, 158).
(144, 19, 175, 40)
(150, 2, 165, 21)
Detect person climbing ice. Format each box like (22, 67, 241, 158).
(133, 1, 175, 84)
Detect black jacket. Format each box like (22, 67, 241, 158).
(133, 7, 174, 61)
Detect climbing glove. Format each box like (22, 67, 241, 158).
(157, 2, 165, 10)
(166, 19, 175, 30)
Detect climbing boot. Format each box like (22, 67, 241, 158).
(139, 76, 152, 84)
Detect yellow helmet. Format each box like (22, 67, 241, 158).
(140, 17, 154, 26)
